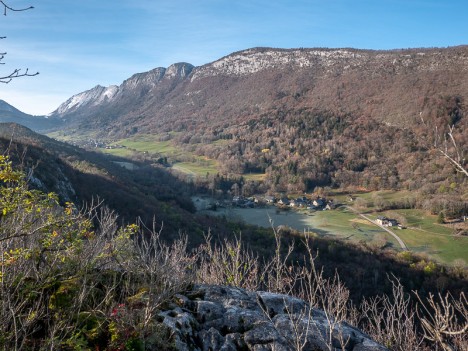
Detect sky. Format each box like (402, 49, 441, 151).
(0, 0, 467, 115)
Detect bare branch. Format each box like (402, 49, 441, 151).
(1, 2, 38, 82)
(431, 123, 468, 177)
(414, 291, 468, 351)
(0, 1, 34, 15)
(437, 125, 468, 177)
(0, 68, 39, 83)
(439, 149, 468, 177)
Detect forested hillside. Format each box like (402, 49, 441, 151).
(46, 46, 467, 210)
(0, 123, 201, 242)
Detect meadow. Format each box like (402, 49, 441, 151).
(199, 194, 467, 265)
(346, 191, 468, 265)
(104, 134, 220, 176)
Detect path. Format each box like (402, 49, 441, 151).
(172, 164, 196, 177)
(345, 206, 408, 250)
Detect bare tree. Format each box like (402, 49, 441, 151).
(415, 291, 468, 351)
(196, 232, 261, 291)
(435, 125, 468, 177)
(361, 278, 423, 350)
(0, 1, 38, 83)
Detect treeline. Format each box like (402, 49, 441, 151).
(168, 102, 467, 216)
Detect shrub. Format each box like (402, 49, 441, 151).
(0, 156, 194, 350)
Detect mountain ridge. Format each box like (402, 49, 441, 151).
(47, 45, 468, 134)
(5, 46, 467, 126)
(49, 62, 195, 120)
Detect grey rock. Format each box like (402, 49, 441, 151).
(157, 284, 389, 351)
(244, 321, 281, 345)
(200, 327, 224, 351)
(256, 291, 307, 317)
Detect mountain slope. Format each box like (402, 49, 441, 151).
(49, 63, 194, 130)
(0, 123, 202, 241)
(0, 100, 59, 131)
(47, 46, 468, 197)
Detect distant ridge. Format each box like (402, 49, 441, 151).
(0, 100, 59, 132)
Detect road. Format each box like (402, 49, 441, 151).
(345, 206, 408, 250)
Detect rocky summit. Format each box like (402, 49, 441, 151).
(159, 285, 388, 351)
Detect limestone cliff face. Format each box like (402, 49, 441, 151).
(49, 85, 119, 118)
(191, 46, 468, 80)
(159, 284, 388, 351)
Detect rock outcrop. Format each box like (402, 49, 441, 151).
(159, 284, 388, 351)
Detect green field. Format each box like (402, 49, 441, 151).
(333, 189, 416, 211)
(102, 135, 216, 175)
(47, 130, 100, 141)
(172, 160, 219, 177)
(344, 191, 468, 265)
(204, 205, 402, 250)
(378, 209, 467, 264)
(306, 207, 402, 248)
(243, 173, 266, 181)
(107, 135, 180, 156)
(102, 135, 266, 179)
(352, 190, 413, 202)
(100, 147, 134, 157)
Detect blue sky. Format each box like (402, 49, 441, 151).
(1, 0, 467, 115)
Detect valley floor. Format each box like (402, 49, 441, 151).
(195, 196, 468, 265)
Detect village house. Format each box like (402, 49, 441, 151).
(290, 198, 306, 208)
(313, 198, 325, 208)
(232, 196, 255, 208)
(264, 195, 276, 203)
(376, 216, 387, 226)
(376, 216, 398, 227)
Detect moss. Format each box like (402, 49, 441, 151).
(76, 312, 109, 347)
(144, 322, 177, 351)
(125, 338, 144, 351)
(48, 278, 80, 310)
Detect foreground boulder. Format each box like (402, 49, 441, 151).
(159, 284, 388, 351)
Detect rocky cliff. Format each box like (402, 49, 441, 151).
(159, 284, 388, 351)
